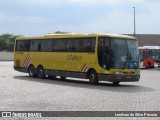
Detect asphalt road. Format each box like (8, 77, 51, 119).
(0, 61, 160, 120)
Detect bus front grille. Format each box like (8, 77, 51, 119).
(123, 72, 136, 74)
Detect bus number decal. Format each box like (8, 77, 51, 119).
(22, 54, 31, 68)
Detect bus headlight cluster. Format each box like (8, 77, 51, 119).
(113, 71, 123, 74)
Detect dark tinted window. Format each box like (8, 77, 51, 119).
(66, 39, 80, 52)
(30, 40, 41, 51)
(98, 37, 111, 68)
(16, 40, 30, 51)
(66, 39, 76, 51)
(80, 38, 96, 52)
(41, 40, 53, 52)
(54, 39, 66, 52)
(16, 37, 96, 52)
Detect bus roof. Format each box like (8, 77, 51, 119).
(16, 33, 136, 40)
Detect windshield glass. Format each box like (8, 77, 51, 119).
(139, 49, 145, 61)
(111, 39, 139, 69)
(155, 49, 160, 62)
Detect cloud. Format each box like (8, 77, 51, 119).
(0, 11, 47, 24)
(129, 0, 144, 3)
(1, 0, 160, 35)
(13, 0, 128, 5)
(68, 0, 123, 4)
(26, 0, 61, 5)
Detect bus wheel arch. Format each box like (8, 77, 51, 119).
(146, 62, 151, 68)
(37, 65, 45, 79)
(28, 64, 37, 78)
(87, 68, 98, 85)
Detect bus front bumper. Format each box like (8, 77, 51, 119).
(14, 66, 28, 73)
(98, 73, 140, 82)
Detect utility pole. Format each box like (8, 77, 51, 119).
(133, 7, 136, 37)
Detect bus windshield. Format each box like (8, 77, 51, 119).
(111, 39, 139, 69)
(155, 49, 160, 62)
(139, 49, 145, 61)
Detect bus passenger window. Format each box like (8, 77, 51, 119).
(80, 38, 95, 52)
(41, 40, 53, 52)
(16, 40, 30, 51)
(30, 40, 41, 51)
(66, 39, 76, 52)
(54, 39, 66, 52)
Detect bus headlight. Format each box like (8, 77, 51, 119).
(113, 71, 123, 74)
(135, 71, 140, 74)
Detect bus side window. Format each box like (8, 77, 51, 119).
(75, 39, 80, 52)
(30, 40, 41, 52)
(80, 38, 95, 52)
(16, 40, 30, 51)
(54, 39, 66, 52)
(41, 40, 52, 52)
(66, 39, 76, 52)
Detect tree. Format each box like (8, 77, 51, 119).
(0, 33, 18, 51)
(0, 39, 7, 51)
(54, 31, 69, 34)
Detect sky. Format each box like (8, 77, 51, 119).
(0, 0, 160, 36)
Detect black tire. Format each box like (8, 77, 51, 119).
(113, 82, 120, 86)
(28, 65, 36, 78)
(60, 77, 66, 80)
(88, 70, 98, 85)
(48, 75, 56, 79)
(37, 66, 45, 79)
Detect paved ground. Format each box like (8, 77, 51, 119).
(0, 61, 160, 120)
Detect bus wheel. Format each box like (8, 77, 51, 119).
(48, 75, 56, 79)
(28, 65, 36, 78)
(113, 82, 120, 86)
(88, 70, 98, 85)
(37, 66, 45, 79)
(60, 77, 66, 80)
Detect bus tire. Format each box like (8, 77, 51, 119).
(37, 66, 45, 79)
(48, 75, 56, 79)
(28, 65, 37, 78)
(60, 77, 66, 80)
(113, 82, 120, 86)
(88, 70, 98, 85)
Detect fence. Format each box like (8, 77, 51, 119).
(0, 52, 14, 61)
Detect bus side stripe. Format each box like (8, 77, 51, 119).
(82, 64, 88, 72)
(81, 64, 86, 71)
(23, 55, 31, 67)
(24, 55, 30, 67)
(23, 54, 29, 67)
(25, 56, 31, 67)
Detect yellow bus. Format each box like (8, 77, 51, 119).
(14, 33, 140, 85)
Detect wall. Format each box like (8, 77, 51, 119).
(128, 34, 160, 46)
(0, 52, 14, 61)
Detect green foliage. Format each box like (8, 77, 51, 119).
(54, 31, 69, 34)
(0, 39, 7, 51)
(0, 33, 18, 51)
